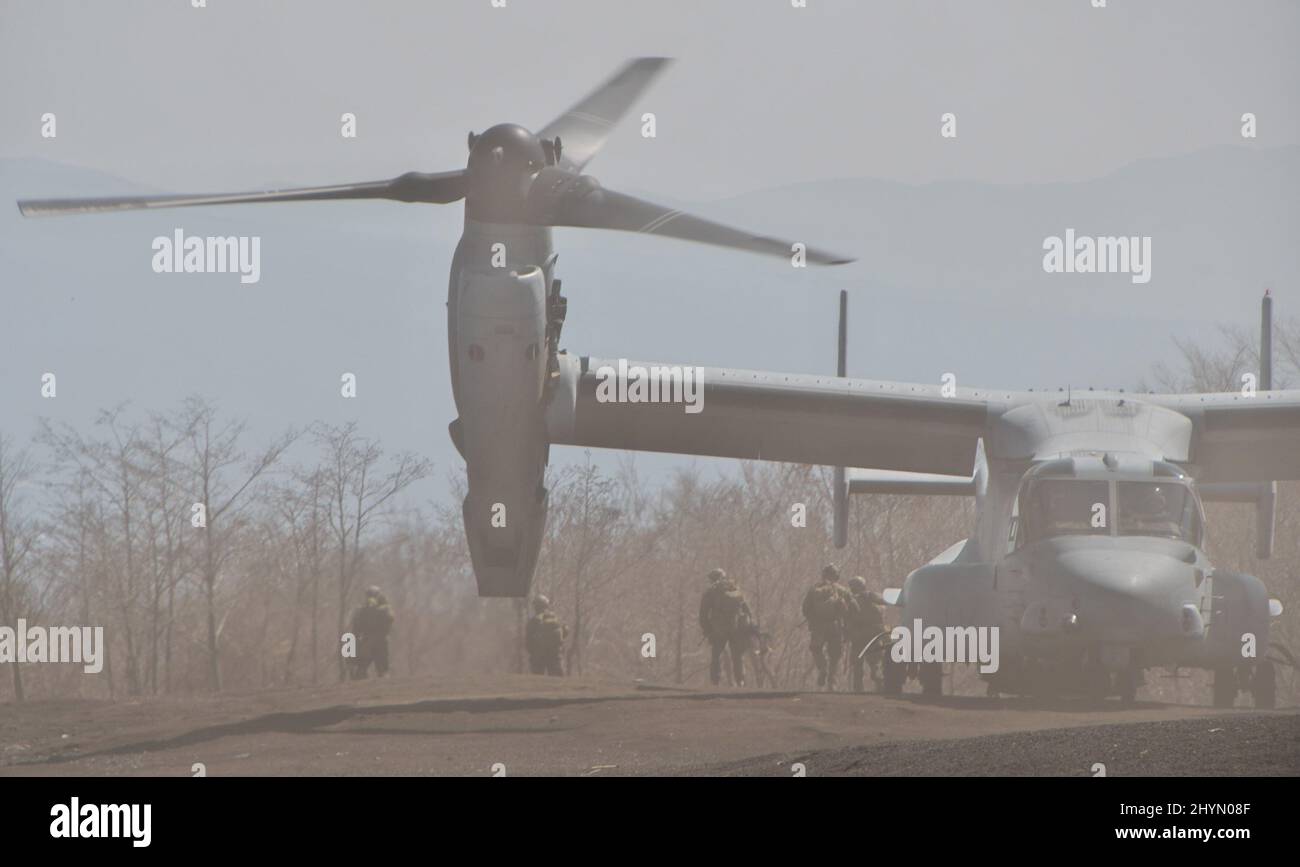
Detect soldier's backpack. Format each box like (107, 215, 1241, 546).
(845, 593, 883, 640)
(352, 603, 390, 638)
(709, 581, 748, 637)
(532, 611, 566, 655)
(858, 594, 884, 634)
(804, 582, 846, 627)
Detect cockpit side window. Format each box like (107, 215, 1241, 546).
(1116, 481, 1201, 545)
(1020, 480, 1110, 543)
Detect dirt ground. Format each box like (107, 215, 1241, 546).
(2, 674, 1296, 777)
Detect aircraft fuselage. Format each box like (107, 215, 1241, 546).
(895, 449, 1274, 697)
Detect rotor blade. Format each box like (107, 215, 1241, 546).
(17, 170, 467, 217)
(548, 182, 854, 265)
(536, 57, 672, 171)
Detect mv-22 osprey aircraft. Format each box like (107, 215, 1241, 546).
(20, 60, 1297, 707)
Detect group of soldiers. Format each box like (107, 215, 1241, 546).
(700, 563, 886, 691)
(347, 565, 885, 690)
(800, 564, 887, 692)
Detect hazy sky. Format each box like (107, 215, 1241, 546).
(3, 0, 1297, 196)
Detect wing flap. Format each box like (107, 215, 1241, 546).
(1148, 392, 1300, 482)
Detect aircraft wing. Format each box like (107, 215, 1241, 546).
(546, 357, 1001, 476)
(1146, 390, 1300, 482)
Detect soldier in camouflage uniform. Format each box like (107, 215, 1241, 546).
(699, 568, 753, 687)
(526, 595, 568, 676)
(802, 564, 851, 690)
(845, 576, 886, 693)
(349, 585, 395, 679)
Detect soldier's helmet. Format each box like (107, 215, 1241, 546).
(848, 576, 867, 593)
(532, 595, 550, 613)
(707, 567, 726, 583)
(821, 564, 840, 581)
(365, 585, 382, 600)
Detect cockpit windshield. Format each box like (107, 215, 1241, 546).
(1018, 478, 1203, 546)
(1021, 480, 1110, 541)
(1116, 481, 1201, 543)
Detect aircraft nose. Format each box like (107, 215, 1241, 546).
(1023, 549, 1202, 644)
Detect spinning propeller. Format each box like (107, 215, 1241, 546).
(19, 58, 852, 266)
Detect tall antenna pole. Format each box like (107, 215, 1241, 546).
(833, 290, 849, 548)
(1260, 289, 1273, 391)
(837, 290, 848, 377)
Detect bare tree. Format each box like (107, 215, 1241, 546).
(315, 422, 431, 681)
(39, 407, 151, 693)
(181, 397, 297, 691)
(273, 466, 328, 685)
(44, 469, 109, 696)
(0, 434, 41, 702)
(136, 411, 195, 694)
(1143, 310, 1299, 393)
